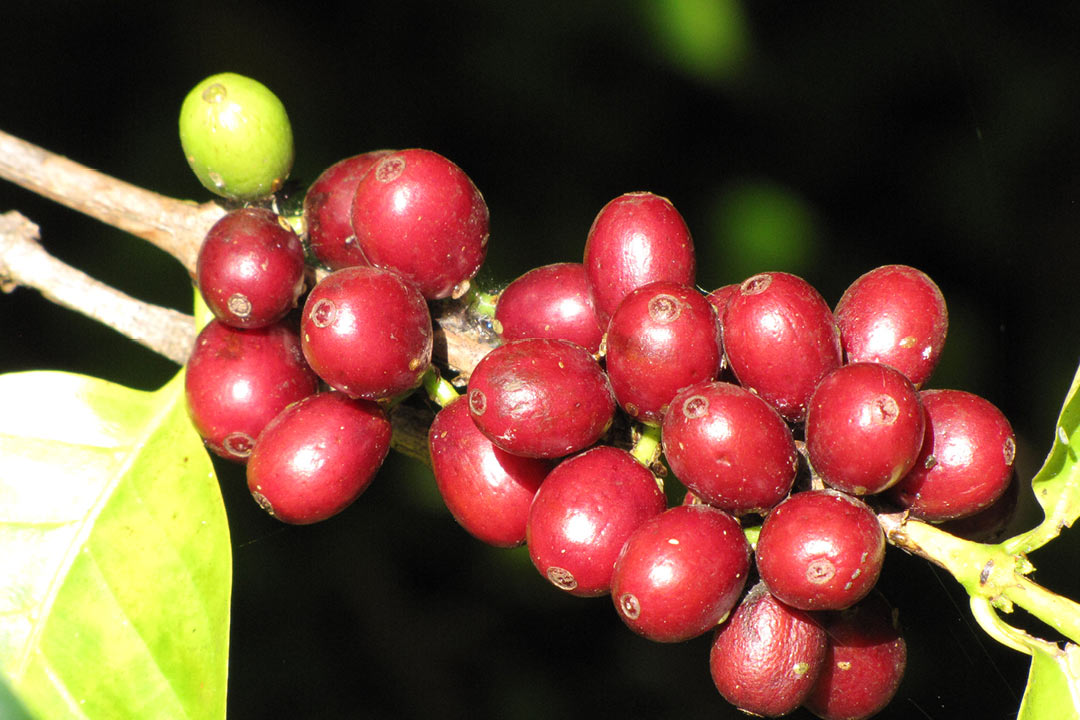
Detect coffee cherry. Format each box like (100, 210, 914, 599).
(526, 446, 665, 596)
(604, 280, 722, 424)
(661, 380, 797, 514)
(938, 472, 1020, 543)
(304, 151, 393, 271)
(710, 581, 827, 717)
(185, 319, 318, 462)
(722, 272, 842, 423)
(756, 489, 885, 611)
(705, 283, 739, 320)
(610, 504, 750, 643)
(805, 362, 925, 496)
(428, 397, 550, 548)
(350, 148, 489, 299)
(300, 266, 432, 400)
(583, 191, 696, 326)
(494, 262, 604, 354)
(834, 264, 947, 388)
(196, 208, 306, 329)
(886, 389, 1016, 521)
(246, 392, 391, 524)
(467, 338, 616, 459)
(178, 72, 293, 200)
(803, 592, 907, 720)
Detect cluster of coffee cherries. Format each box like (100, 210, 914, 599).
(178, 74, 1018, 720)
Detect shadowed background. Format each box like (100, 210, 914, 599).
(1, 2, 1078, 718)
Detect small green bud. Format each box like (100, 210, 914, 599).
(179, 72, 294, 200)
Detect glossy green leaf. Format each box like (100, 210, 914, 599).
(0, 368, 230, 719)
(1019, 640, 1080, 720)
(1004, 359, 1080, 555)
(971, 598, 1080, 720)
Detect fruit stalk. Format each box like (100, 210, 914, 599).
(879, 510, 1080, 647)
(0, 210, 196, 363)
(0, 129, 224, 275)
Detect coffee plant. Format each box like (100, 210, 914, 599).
(0, 66, 1077, 720)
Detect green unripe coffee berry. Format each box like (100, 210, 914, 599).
(179, 72, 294, 200)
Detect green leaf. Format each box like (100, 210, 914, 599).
(0, 674, 34, 720)
(0, 368, 230, 719)
(1019, 640, 1080, 720)
(971, 598, 1080, 720)
(1004, 359, 1080, 555)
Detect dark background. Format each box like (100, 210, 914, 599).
(2, 2, 1079, 718)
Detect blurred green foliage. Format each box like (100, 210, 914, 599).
(639, 0, 750, 85)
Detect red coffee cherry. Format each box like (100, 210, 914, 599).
(722, 272, 842, 423)
(834, 264, 948, 388)
(886, 389, 1016, 521)
(246, 392, 392, 524)
(705, 283, 739, 321)
(803, 592, 907, 720)
(938, 473, 1020, 543)
(710, 581, 828, 717)
(494, 262, 604, 354)
(185, 319, 319, 462)
(304, 150, 393, 270)
(300, 266, 432, 400)
(428, 397, 550, 548)
(583, 191, 696, 326)
(467, 338, 616, 459)
(756, 489, 885, 611)
(350, 148, 489, 299)
(526, 446, 665, 597)
(662, 380, 797, 514)
(604, 280, 722, 424)
(196, 207, 306, 328)
(805, 362, 925, 495)
(611, 504, 750, 643)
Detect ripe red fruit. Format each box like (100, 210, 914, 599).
(722, 272, 842, 423)
(661, 380, 797, 514)
(886, 389, 1016, 521)
(304, 150, 393, 270)
(494, 262, 604, 354)
(610, 504, 750, 643)
(756, 489, 885, 611)
(196, 207, 306, 328)
(938, 473, 1020, 543)
(185, 319, 319, 462)
(583, 191, 696, 326)
(526, 446, 665, 596)
(705, 283, 739, 320)
(246, 392, 392, 524)
(710, 582, 828, 717)
(604, 280, 722, 424)
(805, 362, 925, 495)
(834, 264, 947, 388)
(350, 148, 489, 299)
(428, 397, 550, 548)
(803, 592, 907, 720)
(467, 338, 616, 459)
(300, 265, 432, 400)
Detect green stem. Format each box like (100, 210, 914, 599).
(1004, 573, 1080, 646)
(422, 367, 461, 408)
(969, 597, 1032, 655)
(879, 512, 1080, 647)
(742, 524, 760, 550)
(630, 423, 662, 467)
(470, 287, 500, 318)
